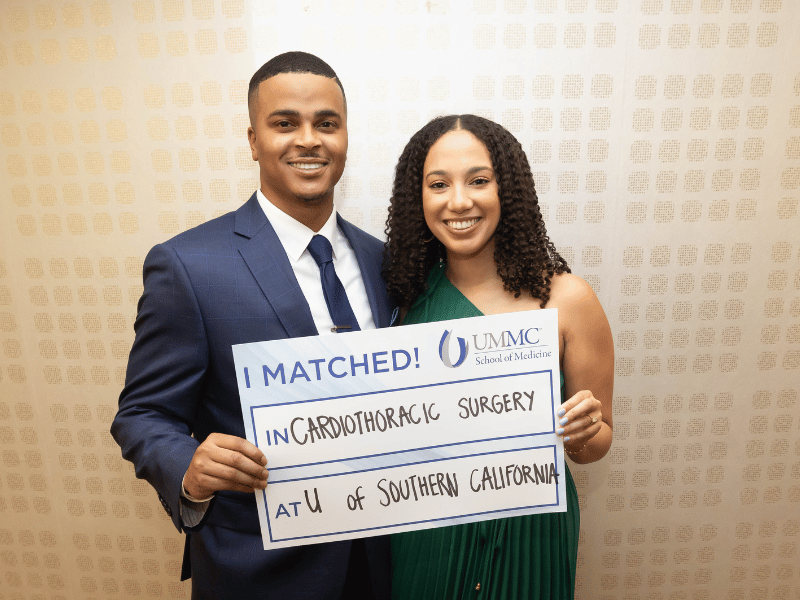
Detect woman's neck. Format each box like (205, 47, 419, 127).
(444, 246, 504, 294)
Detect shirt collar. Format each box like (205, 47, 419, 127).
(256, 190, 341, 262)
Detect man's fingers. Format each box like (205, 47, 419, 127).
(217, 447, 269, 478)
(185, 434, 269, 497)
(191, 473, 266, 495)
(190, 459, 268, 491)
(194, 447, 268, 485)
(197, 434, 268, 479)
(207, 433, 267, 466)
(212, 465, 268, 490)
(212, 448, 269, 483)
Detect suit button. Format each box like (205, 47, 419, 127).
(158, 494, 172, 516)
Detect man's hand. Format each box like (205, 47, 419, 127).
(183, 433, 268, 500)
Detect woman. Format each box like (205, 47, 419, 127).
(384, 114, 614, 599)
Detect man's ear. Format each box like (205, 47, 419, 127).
(247, 127, 258, 161)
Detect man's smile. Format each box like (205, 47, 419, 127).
(289, 162, 326, 171)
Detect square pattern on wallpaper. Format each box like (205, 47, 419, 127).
(0, 1, 798, 598)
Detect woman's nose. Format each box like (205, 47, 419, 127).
(448, 184, 473, 212)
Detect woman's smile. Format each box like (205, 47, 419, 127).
(444, 217, 482, 231)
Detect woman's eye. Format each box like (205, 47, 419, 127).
(472, 177, 489, 185)
(430, 182, 447, 189)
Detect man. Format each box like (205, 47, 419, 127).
(111, 52, 393, 600)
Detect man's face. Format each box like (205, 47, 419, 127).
(247, 73, 347, 225)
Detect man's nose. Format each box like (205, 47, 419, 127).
(295, 123, 320, 148)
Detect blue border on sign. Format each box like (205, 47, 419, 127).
(262, 444, 561, 543)
(250, 369, 556, 472)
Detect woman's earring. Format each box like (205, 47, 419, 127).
(422, 232, 434, 243)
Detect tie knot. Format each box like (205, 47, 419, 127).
(307, 235, 333, 266)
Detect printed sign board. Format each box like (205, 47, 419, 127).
(233, 309, 565, 549)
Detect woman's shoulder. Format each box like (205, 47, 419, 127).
(547, 272, 599, 307)
(547, 272, 609, 338)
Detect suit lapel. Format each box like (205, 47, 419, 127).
(235, 195, 318, 338)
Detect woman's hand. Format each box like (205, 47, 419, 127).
(555, 389, 604, 457)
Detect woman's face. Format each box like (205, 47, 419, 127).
(422, 129, 500, 262)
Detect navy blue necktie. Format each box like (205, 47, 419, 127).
(307, 235, 360, 333)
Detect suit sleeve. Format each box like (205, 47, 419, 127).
(111, 243, 210, 532)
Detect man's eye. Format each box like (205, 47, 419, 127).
(319, 121, 336, 129)
(276, 121, 293, 128)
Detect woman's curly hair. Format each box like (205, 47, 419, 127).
(383, 114, 570, 308)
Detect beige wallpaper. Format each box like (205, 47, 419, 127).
(0, 1, 798, 599)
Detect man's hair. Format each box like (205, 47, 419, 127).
(247, 51, 346, 123)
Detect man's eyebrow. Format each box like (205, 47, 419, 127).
(315, 109, 342, 120)
(266, 109, 343, 119)
(268, 109, 300, 119)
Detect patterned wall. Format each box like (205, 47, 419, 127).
(0, 1, 797, 599)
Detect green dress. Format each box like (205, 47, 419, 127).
(390, 263, 579, 600)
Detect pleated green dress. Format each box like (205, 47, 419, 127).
(390, 263, 579, 600)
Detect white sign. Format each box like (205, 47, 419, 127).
(233, 309, 565, 550)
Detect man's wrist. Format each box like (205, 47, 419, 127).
(181, 474, 214, 503)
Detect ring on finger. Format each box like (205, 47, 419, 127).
(590, 415, 598, 424)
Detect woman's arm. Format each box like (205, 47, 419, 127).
(552, 273, 615, 464)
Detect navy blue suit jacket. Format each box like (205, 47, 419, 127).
(111, 195, 393, 600)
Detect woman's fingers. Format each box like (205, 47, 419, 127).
(556, 389, 592, 417)
(556, 390, 603, 444)
(562, 415, 602, 444)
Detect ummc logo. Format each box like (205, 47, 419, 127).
(473, 328, 540, 350)
(439, 330, 469, 368)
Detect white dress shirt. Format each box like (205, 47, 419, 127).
(181, 193, 376, 525)
(256, 190, 375, 334)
